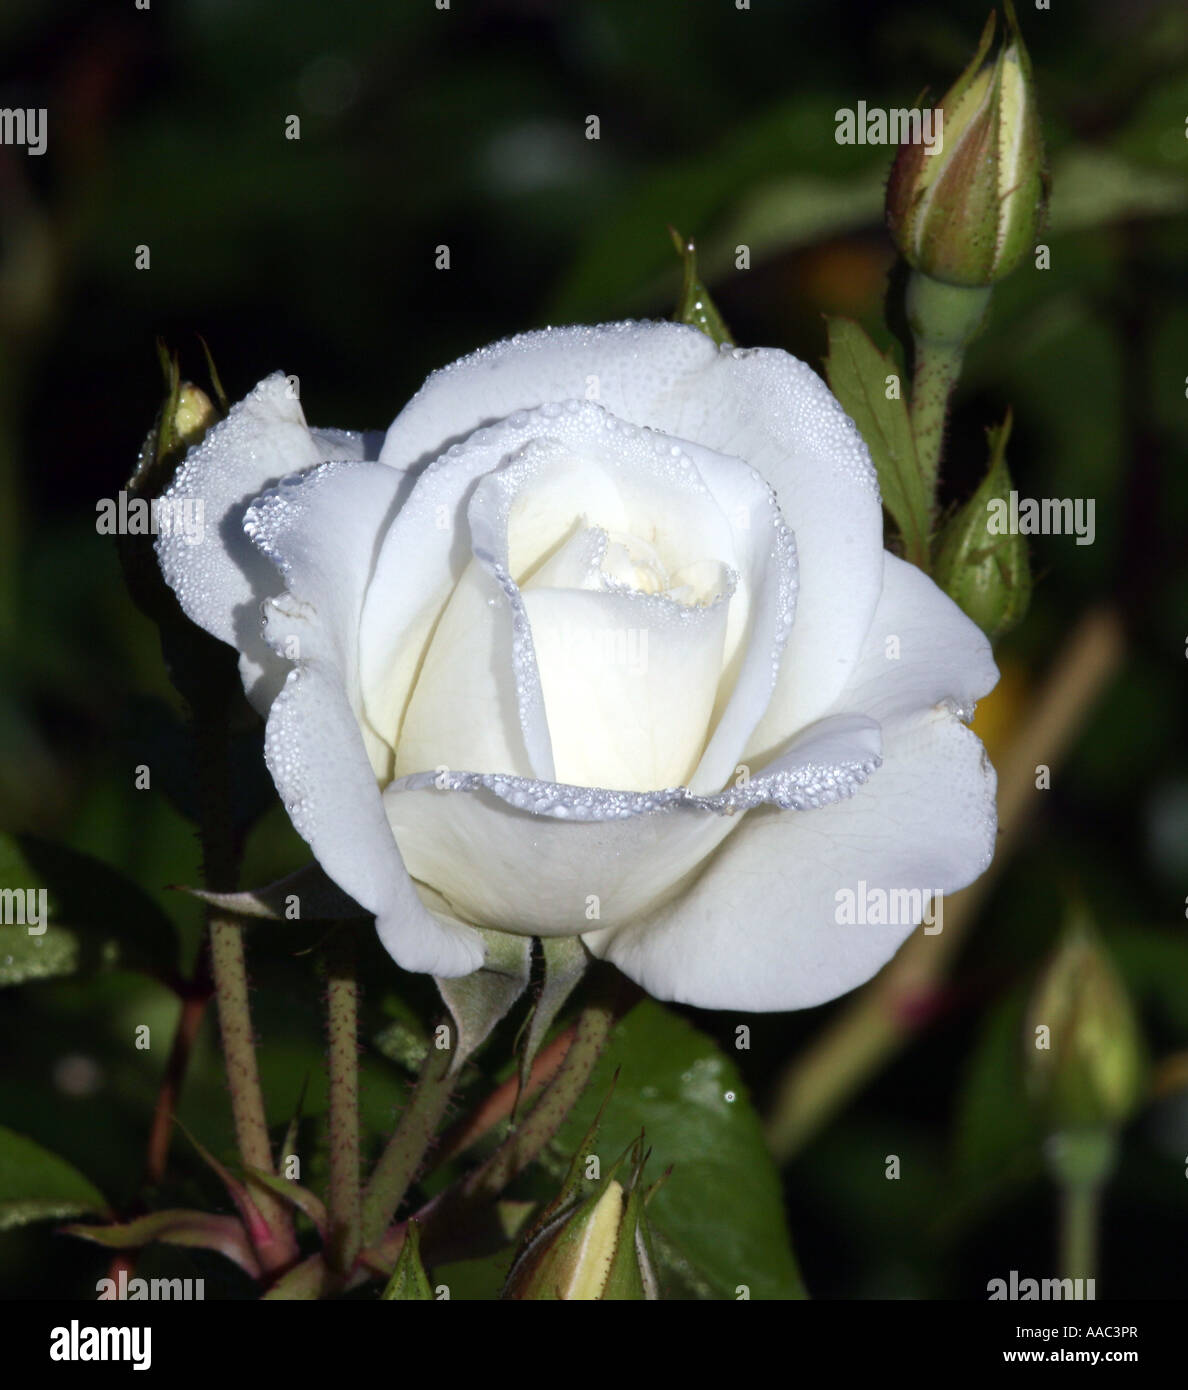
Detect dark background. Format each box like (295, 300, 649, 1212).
(1, 0, 1186, 1299)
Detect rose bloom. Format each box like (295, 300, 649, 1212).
(158, 323, 997, 1010)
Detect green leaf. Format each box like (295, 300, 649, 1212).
(63, 1208, 260, 1279)
(824, 318, 930, 568)
(552, 1000, 805, 1300)
(0, 833, 179, 987)
(948, 985, 1043, 1229)
(0, 1126, 109, 1229)
(244, 1166, 327, 1239)
(545, 99, 884, 322)
(668, 226, 733, 345)
(182, 860, 368, 924)
(1048, 148, 1188, 236)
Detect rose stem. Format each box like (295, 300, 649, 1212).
(194, 694, 297, 1273)
(324, 926, 361, 1276)
(427, 1024, 575, 1172)
(905, 274, 992, 511)
(359, 1031, 455, 1249)
(360, 974, 634, 1271)
(764, 606, 1124, 1161)
(398, 976, 635, 1271)
(1060, 1179, 1100, 1283)
(144, 974, 212, 1186)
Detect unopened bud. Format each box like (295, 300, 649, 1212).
(886, 3, 1047, 287)
(933, 410, 1031, 639)
(1025, 911, 1145, 1135)
(503, 1137, 661, 1301)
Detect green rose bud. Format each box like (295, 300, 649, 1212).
(380, 1220, 433, 1301)
(503, 1137, 661, 1301)
(932, 410, 1031, 639)
(886, 2, 1047, 287)
(1025, 912, 1145, 1136)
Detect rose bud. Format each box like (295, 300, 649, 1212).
(932, 411, 1031, 639)
(503, 1140, 661, 1300)
(886, 2, 1047, 288)
(172, 384, 218, 451)
(380, 1220, 433, 1300)
(1025, 912, 1145, 1136)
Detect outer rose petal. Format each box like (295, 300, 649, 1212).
(155, 372, 380, 715)
(382, 713, 882, 934)
(245, 460, 408, 777)
(581, 708, 997, 1011)
(377, 322, 883, 737)
(821, 551, 1000, 730)
(266, 663, 484, 976)
(242, 459, 484, 975)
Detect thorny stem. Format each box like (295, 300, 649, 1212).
(429, 1024, 575, 1172)
(405, 979, 631, 1270)
(360, 1031, 456, 1248)
(325, 928, 361, 1276)
(194, 696, 297, 1274)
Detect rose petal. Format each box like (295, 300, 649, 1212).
(266, 662, 484, 976)
(524, 584, 731, 789)
(394, 555, 540, 781)
(382, 712, 884, 935)
(821, 551, 999, 731)
(376, 322, 883, 738)
(245, 459, 407, 777)
(362, 400, 753, 784)
(156, 374, 378, 714)
(581, 707, 997, 1011)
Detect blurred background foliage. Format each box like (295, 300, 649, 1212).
(0, 0, 1185, 1299)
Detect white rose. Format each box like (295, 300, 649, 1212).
(157, 322, 998, 1011)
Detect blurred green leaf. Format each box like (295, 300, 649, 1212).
(702, 168, 884, 279)
(0, 1126, 109, 1230)
(1048, 148, 1188, 235)
(0, 833, 179, 987)
(950, 987, 1043, 1225)
(63, 1208, 260, 1279)
(1105, 924, 1188, 1036)
(824, 318, 929, 567)
(546, 100, 885, 320)
(553, 1000, 805, 1300)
